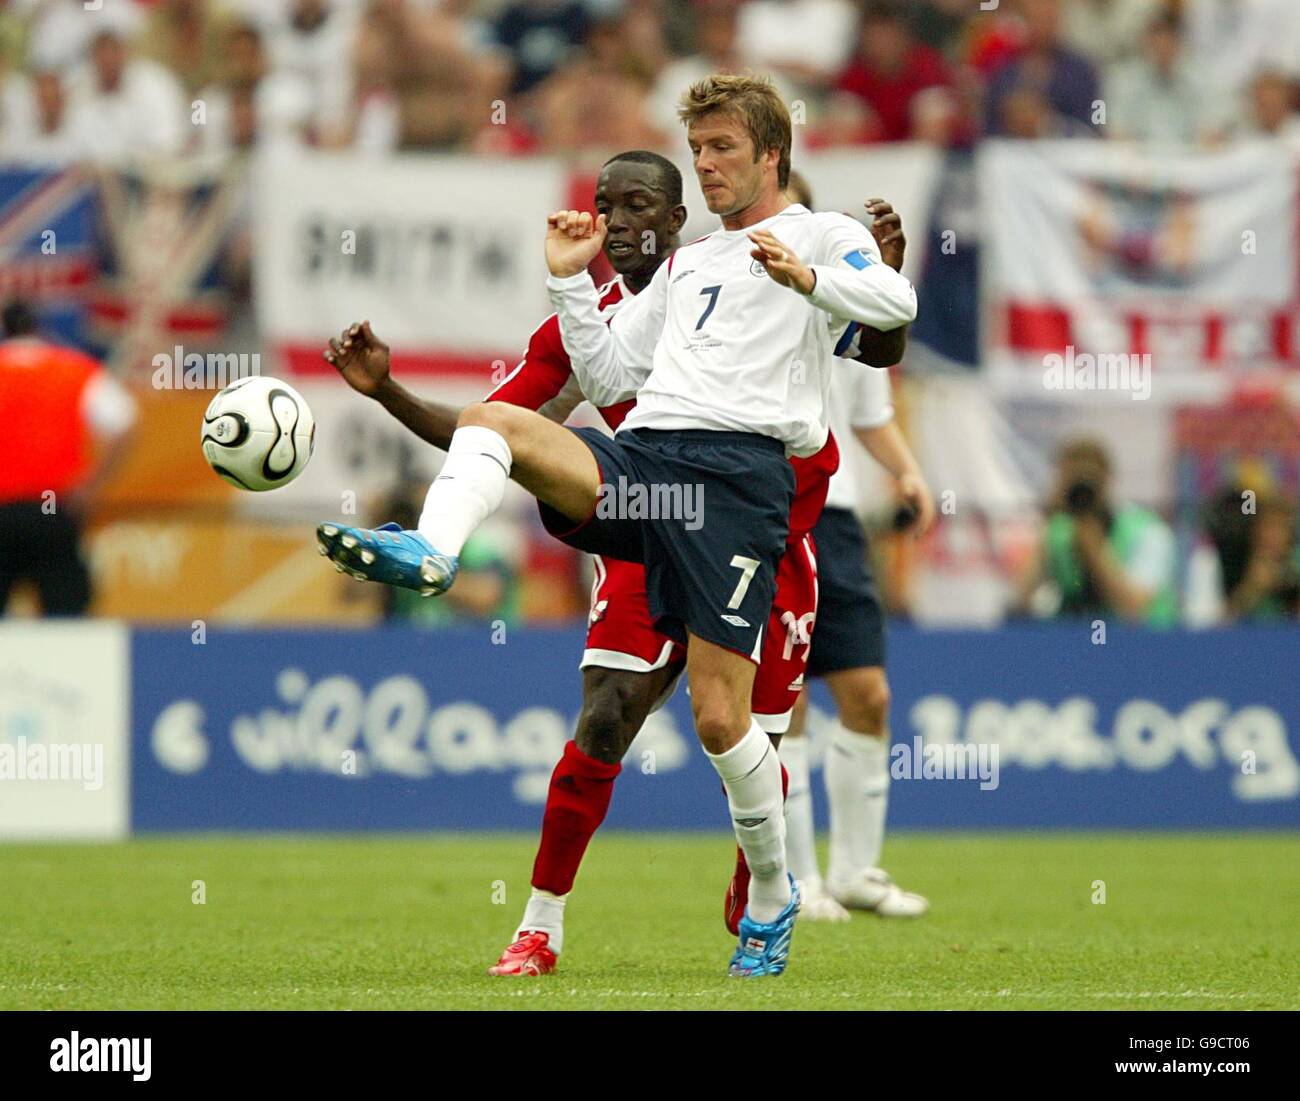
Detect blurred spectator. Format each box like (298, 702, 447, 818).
(986, 0, 1101, 138)
(0, 300, 136, 617)
(263, 0, 362, 147)
(648, 1, 795, 142)
(26, 0, 104, 74)
(998, 82, 1096, 139)
(493, 0, 592, 96)
(1182, 0, 1299, 137)
(1240, 69, 1300, 149)
(907, 0, 974, 56)
(351, 0, 491, 152)
(834, 0, 952, 143)
(377, 482, 519, 626)
(138, 0, 235, 98)
(193, 21, 313, 154)
(1061, 0, 1161, 68)
(1104, 9, 1212, 144)
(532, 16, 662, 154)
(1014, 437, 1178, 626)
(65, 20, 187, 161)
(1187, 485, 1300, 624)
(0, 66, 81, 162)
(735, 0, 857, 93)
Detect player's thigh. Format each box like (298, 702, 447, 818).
(459, 401, 600, 523)
(575, 662, 683, 763)
(825, 665, 891, 734)
(685, 632, 757, 751)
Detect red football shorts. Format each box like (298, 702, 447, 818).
(580, 534, 818, 733)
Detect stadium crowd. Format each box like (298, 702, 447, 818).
(0, 0, 1298, 161)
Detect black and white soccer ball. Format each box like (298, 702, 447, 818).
(200, 376, 315, 491)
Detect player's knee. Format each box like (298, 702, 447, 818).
(575, 674, 646, 765)
(691, 696, 747, 755)
(838, 669, 891, 736)
(458, 401, 510, 433)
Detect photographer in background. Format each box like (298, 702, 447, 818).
(1187, 485, 1300, 625)
(1015, 437, 1177, 627)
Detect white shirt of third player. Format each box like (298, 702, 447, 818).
(545, 203, 917, 458)
(823, 360, 894, 512)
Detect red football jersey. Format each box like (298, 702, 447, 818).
(484, 275, 836, 543)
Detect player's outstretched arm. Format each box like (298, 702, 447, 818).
(544, 210, 664, 406)
(752, 220, 917, 331)
(324, 321, 461, 451)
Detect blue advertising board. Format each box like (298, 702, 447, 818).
(130, 623, 1300, 832)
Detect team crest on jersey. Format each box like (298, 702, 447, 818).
(749, 259, 769, 278)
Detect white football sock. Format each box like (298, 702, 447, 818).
(778, 736, 822, 892)
(417, 425, 512, 557)
(517, 888, 566, 954)
(825, 722, 890, 886)
(707, 721, 790, 924)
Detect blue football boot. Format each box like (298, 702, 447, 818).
(316, 522, 458, 596)
(728, 875, 801, 978)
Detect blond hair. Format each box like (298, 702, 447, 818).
(677, 73, 792, 189)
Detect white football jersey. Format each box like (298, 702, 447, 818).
(546, 203, 916, 457)
(824, 361, 894, 511)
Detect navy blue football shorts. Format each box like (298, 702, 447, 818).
(539, 426, 795, 660)
(807, 505, 886, 674)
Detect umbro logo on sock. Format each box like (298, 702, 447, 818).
(734, 816, 767, 828)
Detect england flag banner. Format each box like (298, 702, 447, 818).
(253, 151, 568, 380)
(980, 140, 1299, 403)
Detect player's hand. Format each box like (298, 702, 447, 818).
(546, 210, 607, 277)
(896, 470, 935, 536)
(865, 198, 906, 272)
(748, 229, 815, 294)
(324, 320, 390, 398)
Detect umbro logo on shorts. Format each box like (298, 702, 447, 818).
(720, 613, 750, 628)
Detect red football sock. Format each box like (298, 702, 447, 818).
(531, 740, 622, 896)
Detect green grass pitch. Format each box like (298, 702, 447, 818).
(1, 832, 1296, 1010)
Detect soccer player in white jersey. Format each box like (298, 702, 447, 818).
(317, 74, 917, 978)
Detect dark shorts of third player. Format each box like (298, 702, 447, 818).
(806, 505, 886, 675)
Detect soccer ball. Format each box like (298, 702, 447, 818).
(200, 376, 315, 491)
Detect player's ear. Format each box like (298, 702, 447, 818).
(669, 204, 687, 235)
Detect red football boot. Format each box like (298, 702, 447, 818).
(487, 931, 557, 976)
(724, 846, 751, 936)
